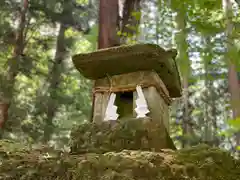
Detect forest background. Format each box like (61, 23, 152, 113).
(0, 0, 240, 156)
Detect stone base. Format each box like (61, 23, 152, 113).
(70, 118, 175, 154)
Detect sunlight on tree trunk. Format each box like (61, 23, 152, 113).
(173, 4, 192, 148)
(202, 36, 214, 145)
(0, 0, 28, 137)
(223, 0, 240, 150)
(203, 37, 219, 146)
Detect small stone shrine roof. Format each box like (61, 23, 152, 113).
(72, 43, 182, 97)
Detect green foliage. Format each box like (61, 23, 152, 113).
(117, 10, 142, 44)
(228, 118, 240, 130)
(0, 0, 96, 144)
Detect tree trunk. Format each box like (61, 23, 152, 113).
(43, 24, 67, 143)
(173, 4, 191, 148)
(203, 36, 219, 146)
(119, 0, 141, 43)
(0, 0, 28, 137)
(90, 0, 121, 122)
(223, 0, 240, 149)
(203, 36, 213, 145)
(92, 0, 142, 121)
(98, 0, 120, 49)
(42, 0, 82, 142)
(98, 0, 141, 49)
(210, 80, 219, 146)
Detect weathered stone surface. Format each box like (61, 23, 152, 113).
(70, 119, 176, 154)
(143, 86, 170, 132)
(94, 71, 171, 104)
(0, 140, 239, 180)
(72, 44, 181, 97)
(92, 72, 171, 125)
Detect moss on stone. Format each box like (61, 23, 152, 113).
(70, 118, 176, 154)
(0, 140, 239, 180)
(72, 43, 181, 98)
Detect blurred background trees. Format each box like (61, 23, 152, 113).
(0, 0, 239, 155)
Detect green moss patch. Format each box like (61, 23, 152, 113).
(70, 118, 176, 154)
(0, 140, 239, 180)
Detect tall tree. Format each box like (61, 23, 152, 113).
(98, 0, 141, 49)
(0, 0, 29, 137)
(40, 0, 91, 142)
(43, 23, 67, 142)
(223, 0, 240, 149)
(172, 3, 192, 148)
(93, 0, 142, 121)
(202, 36, 214, 145)
(98, 0, 120, 48)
